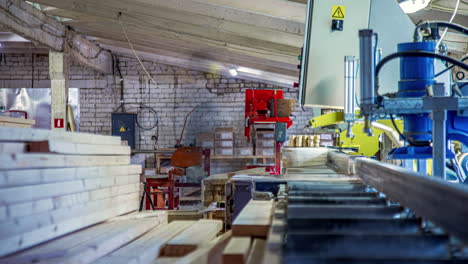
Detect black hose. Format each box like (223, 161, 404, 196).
(390, 114, 430, 147)
(414, 21, 468, 41)
(376, 51, 468, 77)
(435, 56, 468, 78)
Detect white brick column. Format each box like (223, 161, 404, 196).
(49, 51, 69, 131)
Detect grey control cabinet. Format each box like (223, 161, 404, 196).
(112, 113, 137, 149)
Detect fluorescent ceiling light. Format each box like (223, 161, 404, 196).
(228, 69, 238, 76)
(399, 0, 429, 13)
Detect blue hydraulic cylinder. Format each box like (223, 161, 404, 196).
(397, 42, 436, 142)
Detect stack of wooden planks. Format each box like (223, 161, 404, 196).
(221, 199, 274, 264)
(232, 199, 274, 237)
(161, 219, 223, 257)
(0, 127, 141, 257)
(0, 212, 168, 264)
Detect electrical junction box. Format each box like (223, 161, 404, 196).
(112, 113, 137, 149)
(299, 0, 415, 108)
(275, 122, 287, 143)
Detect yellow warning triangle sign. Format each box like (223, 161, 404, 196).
(332, 5, 346, 19)
(120, 126, 126, 132)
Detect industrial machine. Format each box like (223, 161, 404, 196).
(298, 0, 468, 180)
(244, 89, 294, 174)
(308, 111, 403, 157)
(358, 25, 468, 180)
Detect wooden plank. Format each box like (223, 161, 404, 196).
(211, 155, 275, 160)
(0, 117, 35, 126)
(0, 127, 122, 145)
(1, 218, 161, 264)
(0, 175, 139, 204)
(108, 211, 168, 222)
(222, 237, 251, 264)
(0, 153, 130, 170)
(356, 157, 468, 244)
(28, 140, 131, 155)
(0, 142, 26, 153)
(232, 200, 274, 237)
(168, 210, 203, 223)
(0, 165, 142, 187)
(282, 147, 329, 168)
(1, 220, 125, 261)
(0, 192, 139, 239)
(0, 194, 139, 257)
(0, 122, 30, 128)
(170, 230, 232, 264)
(246, 239, 266, 264)
(261, 203, 284, 264)
(95, 221, 195, 264)
(161, 219, 223, 257)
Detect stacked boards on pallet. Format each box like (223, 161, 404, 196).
(222, 199, 274, 264)
(0, 127, 141, 257)
(0, 212, 168, 264)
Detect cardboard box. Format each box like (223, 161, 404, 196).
(277, 99, 296, 117)
(255, 147, 275, 156)
(257, 139, 275, 148)
(320, 140, 335, 147)
(215, 127, 234, 140)
(215, 148, 234, 156)
(215, 140, 234, 148)
(197, 133, 214, 148)
(255, 129, 275, 139)
(236, 147, 253, 156)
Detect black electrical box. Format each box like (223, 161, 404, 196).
(112, 113, 137, 149)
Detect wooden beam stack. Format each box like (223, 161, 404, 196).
(0, 127, 141, 257)
(161, 219, 223, 257)
(220, 199, 273, 264)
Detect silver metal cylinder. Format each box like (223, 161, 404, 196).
(359, 29, 375, 113)
(344, 56, 357, 121)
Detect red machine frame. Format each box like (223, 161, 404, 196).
(244, 89, 293, 175)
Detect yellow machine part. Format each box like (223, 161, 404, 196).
(309, 112, 403, 157)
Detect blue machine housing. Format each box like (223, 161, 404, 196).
(398, 42, 435, 143)
(389, 42, 468, 160)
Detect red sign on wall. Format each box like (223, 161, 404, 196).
(54, 118, 64, 128)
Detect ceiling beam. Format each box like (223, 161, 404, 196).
(93, 38, 299, 77)
(45, 8, 301, 54)
(32, 0, 304, 35)
(137, 0, 307, 23)
(42, 6, 303, 48)
(101, 43, 296, 88)
(0, 0, 112, 74)
(59, 20, 299, 65)
(63, 20, 299, 55)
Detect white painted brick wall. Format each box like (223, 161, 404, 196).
(1, 53, 321, 173)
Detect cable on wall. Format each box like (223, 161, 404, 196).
(117, 12, 160, 90)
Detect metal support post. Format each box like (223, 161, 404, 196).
(359, 30, 375, 136)
(432, 110, 447, 179)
